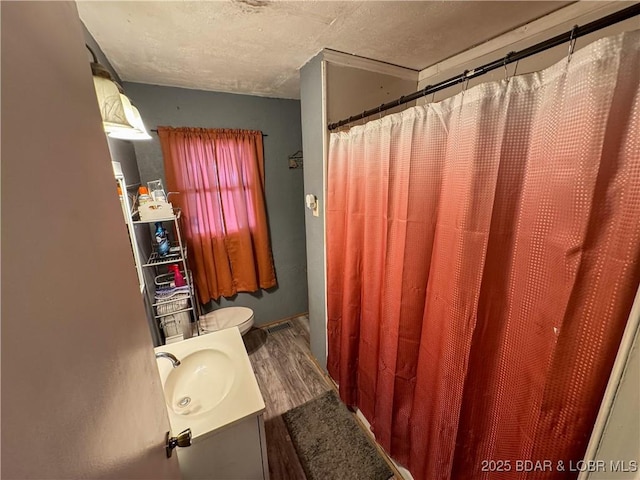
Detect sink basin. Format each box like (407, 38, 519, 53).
(163, 348, 235, 416)
(154, 328, 265, 440)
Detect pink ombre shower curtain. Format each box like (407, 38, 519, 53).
(327, 31, 640, 480)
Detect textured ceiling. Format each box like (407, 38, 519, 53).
(77, 1, 571, 99)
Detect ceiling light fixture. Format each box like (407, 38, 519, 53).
(108, 95, 152, 140)
(87, 45, 151, 141)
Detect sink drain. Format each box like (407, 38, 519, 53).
(177, 396, 191, 408)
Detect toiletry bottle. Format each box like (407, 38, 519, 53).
(155, 222, 170, 256)
(117, 185, 127, 217)
(148, 180, 166, 203)
(138, 186, 152, 206)
(167, 264, 186, 287)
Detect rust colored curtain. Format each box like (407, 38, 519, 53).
(158, 127, 276, 303)
(327, 31, 640, 480)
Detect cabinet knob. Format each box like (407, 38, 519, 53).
(165, 428, 192, 458)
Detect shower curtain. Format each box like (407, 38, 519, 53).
(327, 31, 640, 480)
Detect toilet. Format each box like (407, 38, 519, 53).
(199, 307, 255, 336)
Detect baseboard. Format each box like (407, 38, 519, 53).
(303, 350, 408, 480)
(255, 311, 309, 329)
(304, 346, 333, 384)
(353, 409, 414, 480)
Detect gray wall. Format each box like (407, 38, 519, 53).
(82, 24, 162, 347)
(123, 82, 308, 325)
(83, 24, 164, 344)
(106, 136, 164, 346)
(106, 137, 141, 186)
(82, 22, 121, 83)
(300, 54, 419, 370)
(300, 54, 327, 369)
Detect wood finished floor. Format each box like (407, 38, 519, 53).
(244, 315, 332, 480)
(243, 315, 401, 480)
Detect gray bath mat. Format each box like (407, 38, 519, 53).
(283, 390, 394, 480)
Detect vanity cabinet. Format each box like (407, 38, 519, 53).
(177, 414, 269, 480)
(154, 329, 269, 480)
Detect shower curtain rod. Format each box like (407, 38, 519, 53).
(328, 3, 640, 131)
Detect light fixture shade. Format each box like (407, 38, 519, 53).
(108, 101, 152, 140)
(92, 76, 135, 132)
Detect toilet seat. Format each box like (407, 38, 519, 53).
(200, 307, 255, 335)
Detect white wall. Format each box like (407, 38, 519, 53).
(326, 62, 418, 125)
(589, 327, 640, 479)
(582, 286, 640, 480)
(1, 3, 179, 478)
(417, 2, 640, 102)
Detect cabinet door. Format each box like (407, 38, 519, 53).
(178, 415, 266, 480)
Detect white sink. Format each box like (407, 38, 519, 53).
(154, 328, 265, 440)
(163, 349, 235, 416)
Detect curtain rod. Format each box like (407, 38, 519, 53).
(328, 3, 640, 131)
(150, 128, 268, 137)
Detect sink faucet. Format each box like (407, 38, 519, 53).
(155, 352, 181, 367)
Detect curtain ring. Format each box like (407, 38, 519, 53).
(420, 85, 431, 106)
(512, 59, 519, 80)
(503, 56, 509, 83)
(461, 71, 469, 95)
(501, 51, 517, 83)
(567, 25, 578, 64)
(462, 78, 470, 95)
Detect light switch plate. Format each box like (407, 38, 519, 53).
(305, 194, 319, 217)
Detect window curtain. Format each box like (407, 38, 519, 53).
(327, 31, 640, 480)
(158, 127, 276, 303)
